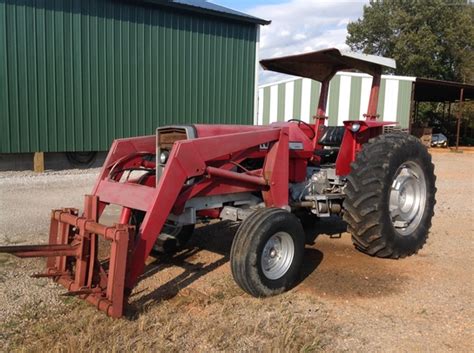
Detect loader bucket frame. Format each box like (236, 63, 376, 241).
(0, 127, 291, 317)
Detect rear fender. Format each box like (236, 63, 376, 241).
(335, 120, 397, 176)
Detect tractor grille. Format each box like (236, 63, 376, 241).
(157, 127, 188, 151)
(383, 125, 409, 134)
(156, 126, 196, 179)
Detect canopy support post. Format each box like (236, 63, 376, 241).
(365, 68, 382, 121)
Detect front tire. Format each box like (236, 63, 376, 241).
(230, 208, 305, 297)
(343, 134, 436, 259)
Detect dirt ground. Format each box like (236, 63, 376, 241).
(0, 151, 473, 352)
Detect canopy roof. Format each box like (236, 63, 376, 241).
(414, 78, 474, 102)
(260, 48, 396, 82)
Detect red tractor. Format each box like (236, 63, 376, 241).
(0, 48, 436, 318)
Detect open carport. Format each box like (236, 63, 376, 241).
(410, 78, 474, 149)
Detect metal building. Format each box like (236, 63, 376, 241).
(0, 0, 269, 154)
(257, 72, 415, 129)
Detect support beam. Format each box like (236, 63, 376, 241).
(33, 152, 44, 173)
(316, 78, 331, 117)
(455, 88, 464, 151)
(313, 73, 336, 150)
(366, 68, 382, 120)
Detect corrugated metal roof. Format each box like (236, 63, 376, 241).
(138, 0, 271, 25)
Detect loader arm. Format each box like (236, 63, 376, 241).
(126, 127, 287, 287)
(0, 126, 290, 318)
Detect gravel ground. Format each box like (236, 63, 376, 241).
(0, 169, 100, 322)
(0, 168, 100, 245)
(0, 152, 473, 352)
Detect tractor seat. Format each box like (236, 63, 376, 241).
(317, 126, 345, 147)
(315, 126, 345, 164)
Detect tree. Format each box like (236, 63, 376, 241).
(346, 0, 474, 83)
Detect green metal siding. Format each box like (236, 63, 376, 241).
(327, 75, 340, 126)
(0, 0, 258, 153)
(309, 80, 320, 116)
(276, 83, 285, 121)
(292, 79, 302, 119)
(348, 76, 362, 120)
(262, 86, 270, 125)
(377, 78, 386, 119)
(396, 80, 412, 129)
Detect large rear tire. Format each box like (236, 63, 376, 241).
(343, 134, 436, 259)
(230, 208, 305, 297)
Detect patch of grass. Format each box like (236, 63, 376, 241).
(1, 289, 336, 352)
(0, 254, 13, 266)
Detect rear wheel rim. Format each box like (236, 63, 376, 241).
(389, 161, 427, 235)
(261, 232, 295, 280)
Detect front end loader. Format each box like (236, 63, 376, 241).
(0, 48, 436, 318)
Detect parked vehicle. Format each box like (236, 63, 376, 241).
(431, 133, 448, 147)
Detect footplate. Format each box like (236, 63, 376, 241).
(0, 195, 133, 318)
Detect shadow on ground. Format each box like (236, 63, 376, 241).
(299, 218, 409, 299)
(128, 217, 408, 317)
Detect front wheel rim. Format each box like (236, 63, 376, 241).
(261, 232, 295, 280)
(389, 161, 427, 236)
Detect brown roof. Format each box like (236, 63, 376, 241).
(260, 48, 396, 82)
(414, 78, 474, 102)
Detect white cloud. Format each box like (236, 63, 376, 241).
(248, 0, 368, 84)
(293, 33, 307, 41)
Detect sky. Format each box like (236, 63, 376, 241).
(211, 0, 369, 84)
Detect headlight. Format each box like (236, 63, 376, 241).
(351, 123, 361, 132)
(159, 151, 169, 164)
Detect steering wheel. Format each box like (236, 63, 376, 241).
(287, 119, 316, 140)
